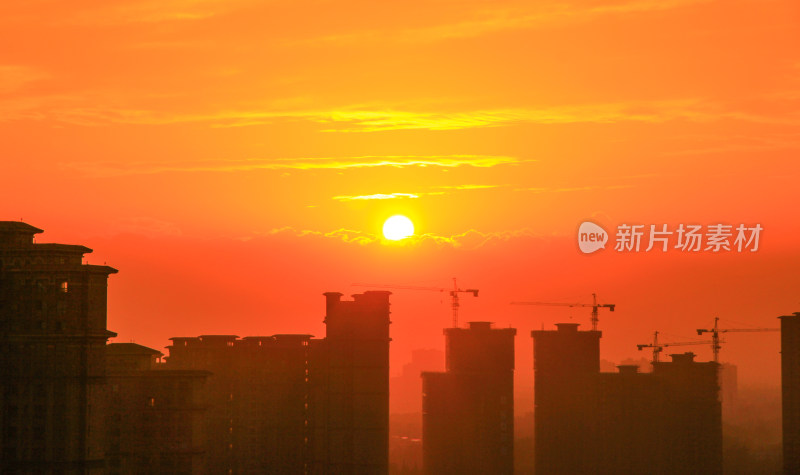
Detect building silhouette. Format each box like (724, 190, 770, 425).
(311, 291, 392, 475)
(780, 311, 800, 475)
(422, 321, 516, 475)
(165, 291, 392, 475)
(532, 323, 722, 475)
(0, 222, 117, 473)
(532, 323, 601, 474)
(165, 334, 313, 474)
(105, 343, 210, 474)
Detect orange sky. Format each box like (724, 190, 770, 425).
(1, 0, 799, 404)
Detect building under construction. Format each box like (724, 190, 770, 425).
(165, 290, 392, 475)
(0, 222, 117, 473)
(532, 323, 722, 475)
(422, 321, 516, 475)
(780, 311, 800, 475)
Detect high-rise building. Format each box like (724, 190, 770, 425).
(0, 222, 117, 473)
(165, 291, 392, 475)
(780, 311, 800, 475)
(532, 323, 722, 475)
(105, 343, 210, 475)
(649, 352, 721, 475)
(531, 323, 601, 475)
(422, 321, 516, 475)
(314, 291, 392, 475)
(165, 334, 313, 475)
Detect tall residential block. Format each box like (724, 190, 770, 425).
(317, 291, 391, 475)
(780, 312, 800, 475)
(0, 222, 117, 473)
(422, 321, 516, 475)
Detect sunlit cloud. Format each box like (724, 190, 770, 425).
(333, 193, 423, 201)
(258, 227, 379, 246)
(437, 184, 502, 191)
(207, 101, 712, 131)
(518, 184, 637, 193)
(4, 94, 799, 132)
(64, 155, 527, 177)
(67, 0, 259, 24)
(663, 133, 800, 156)
(332, 184, 504, 201)
(305, 0, 712, 45)
(257, 226, 539, 249)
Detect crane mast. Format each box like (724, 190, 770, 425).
(696, 317, 779, 363)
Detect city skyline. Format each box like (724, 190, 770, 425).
(2, 0, 798, 472)
(0, 221, 794, 473)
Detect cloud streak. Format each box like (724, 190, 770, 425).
(333, 193, 425, 201)
(67, 0, 259, 25)
(0, 65, 48, 94)
(64, 155, 527, 177)
(257, 226, 540, 250)
(12, 96, 798, 132)
(305, 0, 712, 45)
(331, 184, 504, 201)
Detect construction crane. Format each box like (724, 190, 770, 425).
(510, 293, 615, 331)
(696, 317, 779, 363)
(636, 331, 713, 363)
(352, 278, 478, 328)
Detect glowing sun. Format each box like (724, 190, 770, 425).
(382, 215, 414, 241)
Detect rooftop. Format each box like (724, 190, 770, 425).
(0, 222, 44, 234)
(107, 342, 164, 357)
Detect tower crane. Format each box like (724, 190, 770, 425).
(352, 278, 478, 328)
(636, 331, 713, 363)
(696, 317, 779, 363)
(510, 293, 615, 331)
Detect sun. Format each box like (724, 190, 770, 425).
(382, 215, 415, 241)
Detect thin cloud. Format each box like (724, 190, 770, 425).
(304, 0, 711, 45)
(332, 184, 504, 201)
(257, 226, 540, 249)
(64, 155, 527, 177)
(519, 184, 638, 193)
(437, 184, 502, 190)
(4, 95, 799, 131)
(67, 0, 259, 25)
(664, 133, 800, 156)
(0, 65, 48, 94)
(333, 193, 424, 201)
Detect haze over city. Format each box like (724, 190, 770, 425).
(1, 1, 799, 473)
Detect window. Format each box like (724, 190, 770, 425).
(60, 281, 68, 293)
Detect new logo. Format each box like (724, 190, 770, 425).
(578, 221, 608, 254)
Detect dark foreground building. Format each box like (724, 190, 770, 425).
(166, 290, 392, 475)
(0, 222, 117, 473)
(105, 343, 210, 475)
(314, 291, 392, 475)
(422, 322, 516, 475)
(780, 312, 800, 475)
(166, 333, 314, 475)
(532, 323, 722, 475)
(532, 323, 601, 475)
